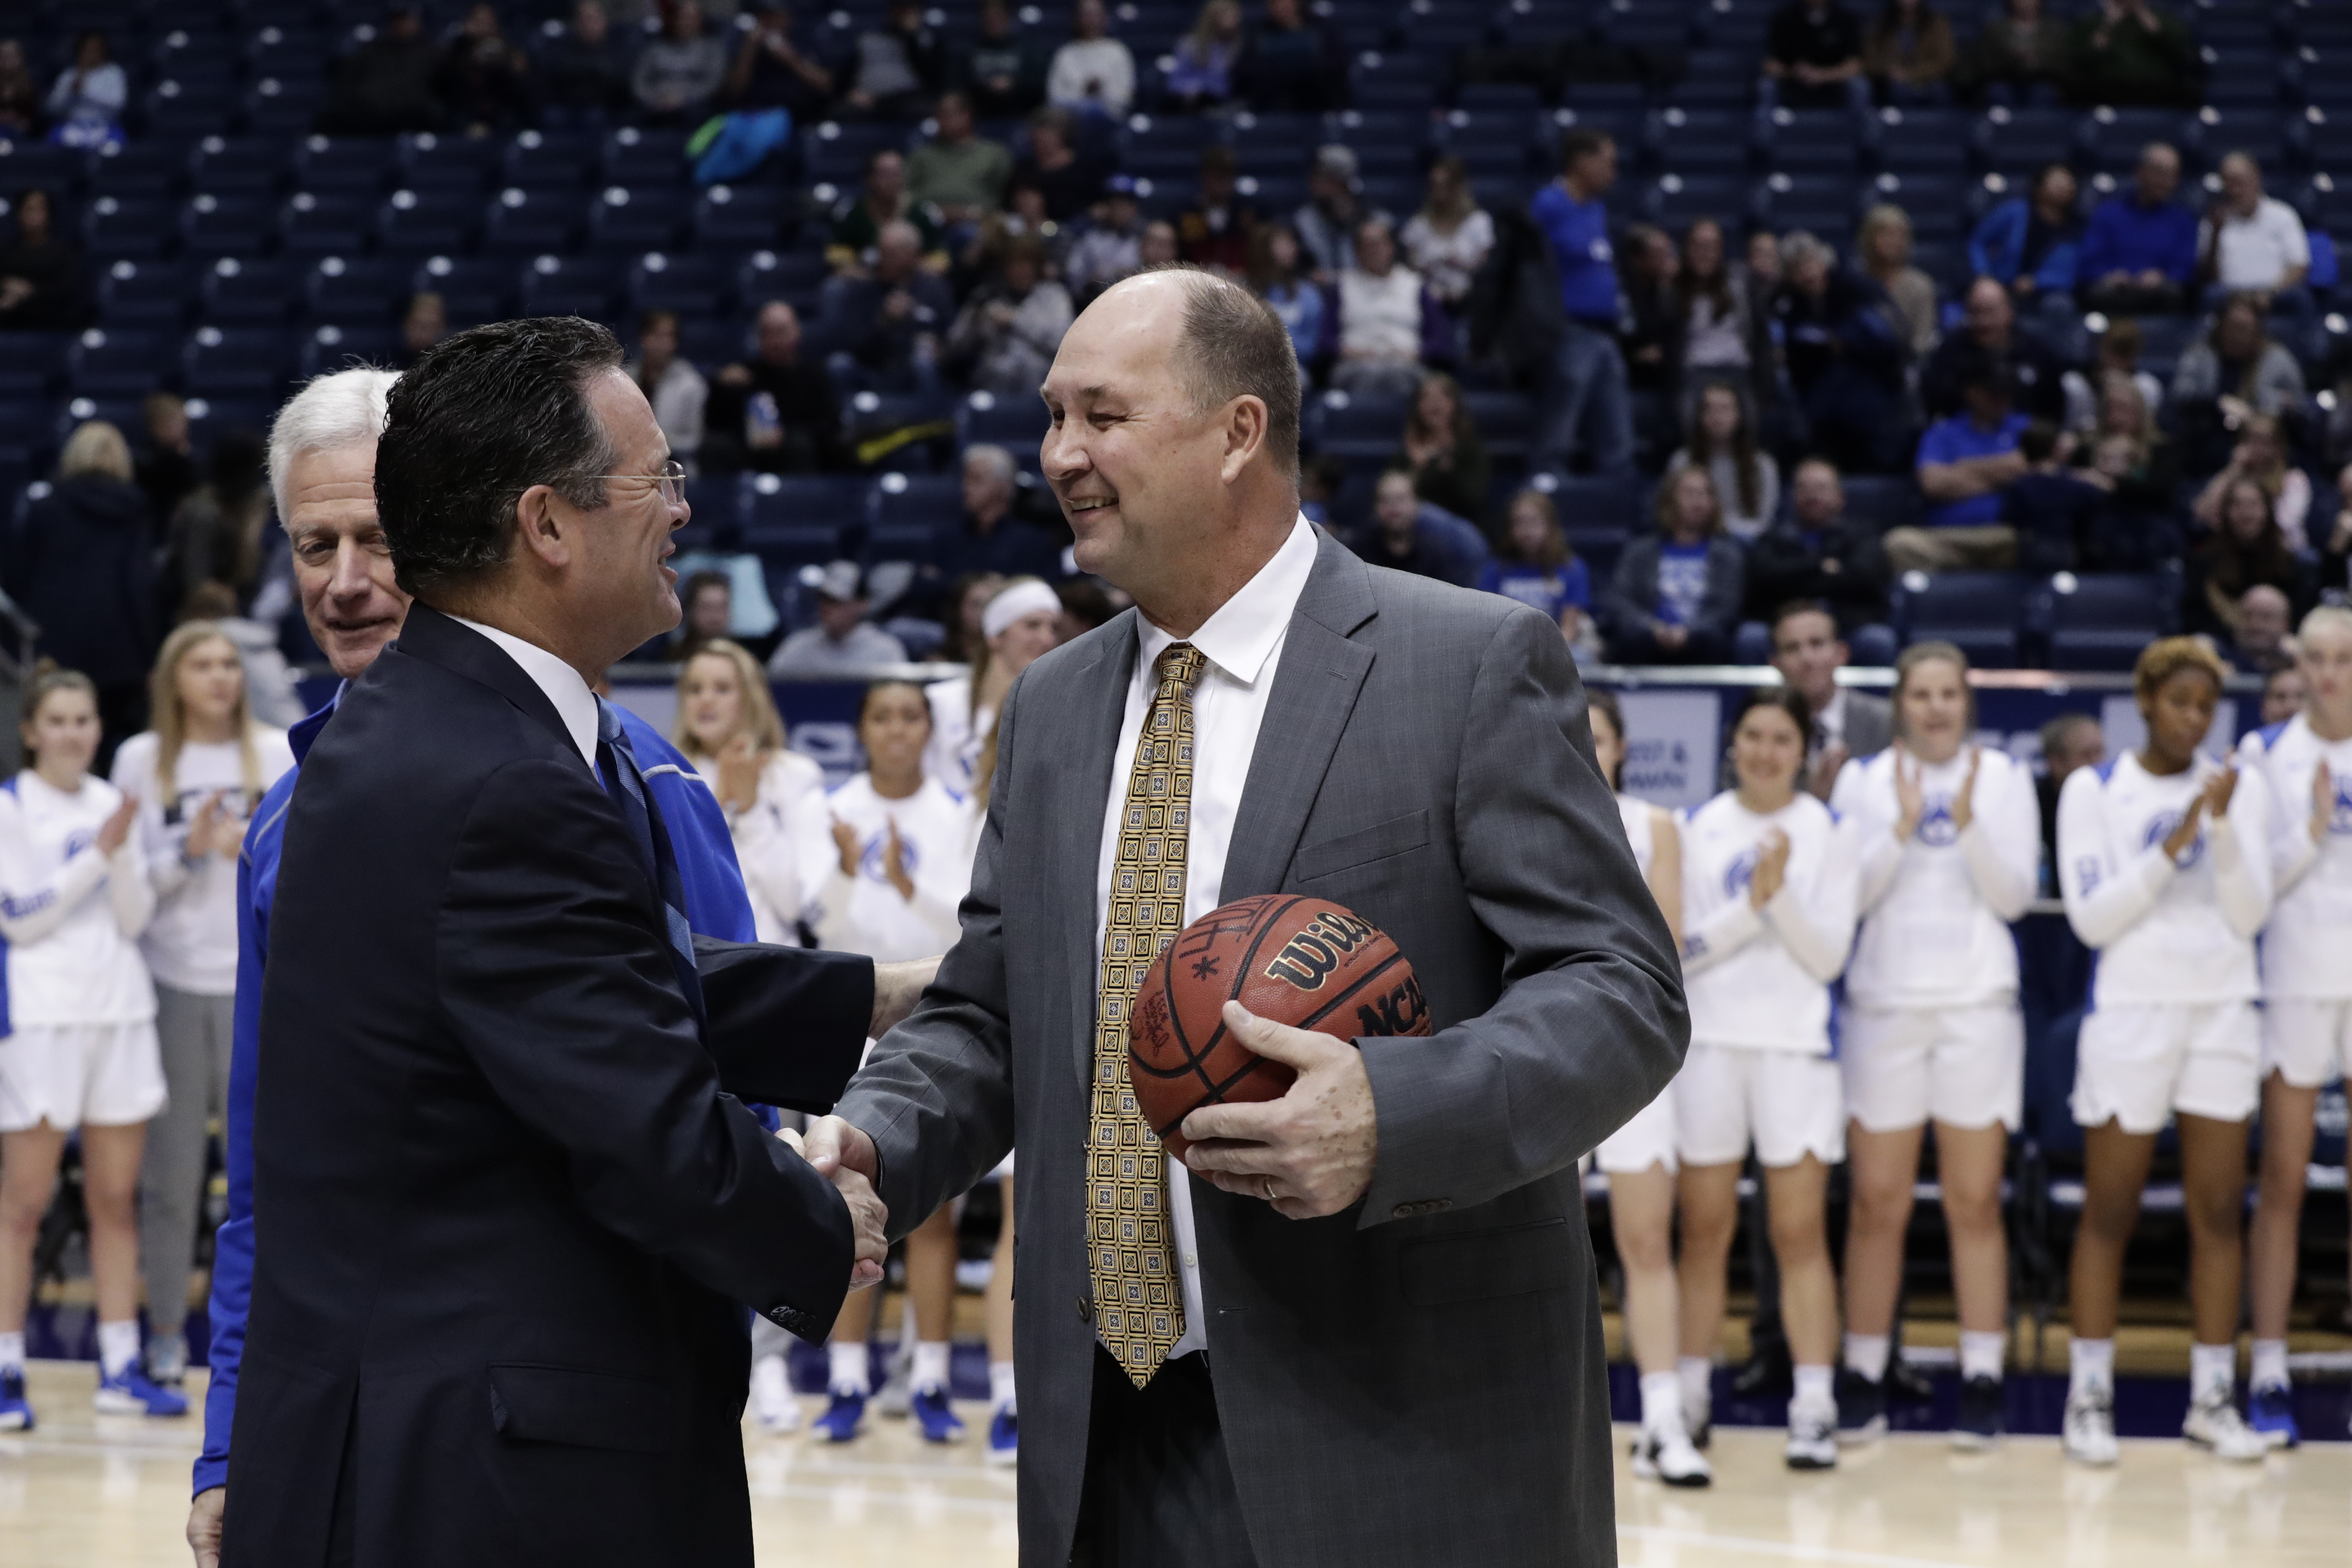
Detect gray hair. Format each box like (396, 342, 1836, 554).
(1151, 264, 1301, 479)
(1779, 230, 1834, 272)
(268, 367, 399, 523)
(964, 443, 1017, 482)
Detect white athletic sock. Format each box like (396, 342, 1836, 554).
(1639, 1370, 1682, 1434)
(989, 1360, 1018, 1413)
(828, 1339, 872, 1396)
(1791, 1363, 1836, 1413)
(2189, 1342, 2237, 1404)
(2069, 1338, 2114, 1399)
(0, 1331, 23, 1374)
(1841, 1332, 1891, 1382)
(2249, 1338, 2289, 1392)
(1959, 1331, 2007, 1383)
(1678, 1356, 1712, 1417)
(97, 1320, 140, 1380)
(912, 1340, 951, 1395)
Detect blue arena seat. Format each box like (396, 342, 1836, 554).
(1892, 569, 2029, 667)
(2042, 571, 2177, 672)
(0, 142, 87, 200)
(375, 188, 478, 257)
(396, 131, 498, 197)
(277, 191, 373, 257)
(627, 251, 731, 317)
(692, 182, 787, 250)
(245, 75, 326, 137)
(95, 260, 195, 331)
(1765, 110, 1861, 175)
(300, 322, 401, 378)
(601, 126, 692, 188)
(181, 193, 273, 260)
(201, 257, 297, 326)
(1654, 108, 1754, 175)
(1975, 106, 2077, 181)
(304, 255, 406, 324)
(183, 326, 296, 398)
(68, 328, 173, 398)
(588, 184, 689, 251)
(516, 253, 617, 318)
(480, 185, 584, 256)
(1315, 389, 1409, 459)
(1876, 106, 1970, 177)
(872, 470, 963, 531)
(89, 142, 185, 201)
(957, 391, 1050, 461)
(415, 255, 518, 323)
(293, 135, 397, 195)
(188, 135, 289, 199)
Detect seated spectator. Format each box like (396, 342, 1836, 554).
(1012, 108, 1104, 224)
(1863, 0, 1956, 103)
(155, 429, 271, 623)
(1177, 146, 1260, 275)
(704, 301, 845, 474)
(436, 3, 533, 135)
(907, 93, 1014, 232)
(1046, 0, 1135, 120)
(2199, 153, 2311, 313)
(1922, 277, 2066, 420)
(946, 234, 1073, 396)
(1768, 601, 1894, 795)
(768, 562, 910, 675)
(2064, 0, 2198, 110)
(1387, 371, 1491, 529)
(2235, 587, 2295, 675)
(1293, 145, 1385, 284)
(6, 422, 157, 749)
(2066, 373, 2182, 569)
(1667, 382, 1781, 543)
(135, 393, 197, 527)
(540, 1, 632, 126)
(1772, 230, 1914, 474)
(723, 4, 834, 121)
(45, 30, 126, 147)
(319, 5, 443, 135)
(1896, 357, 2031, 571)
(1246, 221, 1324, 366)
(2061, 317, 2164, 434)
(1603, 467, 1745, 664)
(1618, 224, 1679, 407)
(2079, 142, 2196, 315)
(1137, 219, 1179, 271)
(670, 571, 734, 663)
(2319, 478, 2351, 603)
(2192, 411, 2309, 553)
(2003, 419, 2113, 572)
(2261, 659, 2308, 725)
(2184, 478, 2311, 649)
(1234, 0, 1348, 115)
(1399, 157, 1493, 326)
(1675, 217, 1766, 394)
(1478, 488, 1596, 650)
(1529, 129, 1634, 478)
(0, 39, 45, 138)
(1063, 177, 1147, 304)
(629, 310, 708, 469)
(828, 150, 946, 276)
(841, 0, 944, 119)
(632, 0, 728, 124)
(1164, 0, 1243, 110)
(1856, 204, 1937, 357)
(937, 571, 1006, 662)
(957, 0, 1052, 119)
(0, 189, 79, 331)
(394, 291, 447, 369)
(1762, 0, 1870, 112)
(918, 446, 1066, 604)
(1955, 0, 2067, 104)
(1355, 471, 1485, 588)
(1967, 162, 2081, 300)
(2170, 293, 2306, 476)
(1331, 219, 1431, 401)
(1740, 457, 1894, 660)
(823, 221, 956, 394)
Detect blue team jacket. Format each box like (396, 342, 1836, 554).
(194, 692, 758, 1496)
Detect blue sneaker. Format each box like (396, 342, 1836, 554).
(2248, 1382, 2299, 1450)
(0, 1367, 32, 1431)
(95, 1364, 188, 1417)
(813, 1388, 866, 1444)
(1836, 1371, 1886, 1444)
(911, 1384, 965, 1444)
(987, 1404, 1017, 1466)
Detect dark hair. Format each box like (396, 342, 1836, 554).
(1586, 687, 1627, 790)
(376, 317, 625, 598)
(1769, 598, 1838, 638)
(1672, 216, 1735, 319)
(681, 568, 729, 605)
(1152, 263, 1302, 480)
(858, 678, 931, 730)
(1683, 380, 1763, 518)
(1056, 578, 1115, 632)
(1734, 683, 1813, 745)
(638, 308, 679, 338)
(2017, 418, 2059, 464)
(1559, 127, 1612, 172)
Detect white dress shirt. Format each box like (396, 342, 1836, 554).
(1091, 514, 1318, 1360)
(448, 614, 600, 772)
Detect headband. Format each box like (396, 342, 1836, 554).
(982, 579, 1062, 642)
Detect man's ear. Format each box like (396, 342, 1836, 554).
(1220, 395, 1268, 485)
(513, 484, 572, 570)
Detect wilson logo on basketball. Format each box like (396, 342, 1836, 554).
(1262, 909, 1379, 989)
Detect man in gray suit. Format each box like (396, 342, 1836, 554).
(803, 268, 1686, 1566)
(1769, 600, 1894, 799)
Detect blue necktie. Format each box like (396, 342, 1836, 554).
(595, 700, 706, 1030)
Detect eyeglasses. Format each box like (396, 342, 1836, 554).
(590, 458, 688, 508)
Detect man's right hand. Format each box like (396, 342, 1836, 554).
(800, 1117, 887, 1289)
(188, 1487, 224, 1568)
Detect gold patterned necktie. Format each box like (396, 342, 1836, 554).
(1090, 641, 1206, 1387)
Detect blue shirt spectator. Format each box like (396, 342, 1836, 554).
(1528, 179, 1619, 327)
(1357, 471, 1486, 587)
(1479, 557, 1592, 622)
(2078, 142, 2198, 300)
(1917, 404, 2030, 527)
(1966, 164, 2082, 297)
(1247, 222, 1326, 363)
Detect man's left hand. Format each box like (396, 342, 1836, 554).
(870, 957, 938, 1037)
(1181, 1003, 1378, 1220)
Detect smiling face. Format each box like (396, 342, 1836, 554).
(2222, 480, 2269, 543)
(859, 681, 933, 776)
(1732, 701, 1806, 797)
(1770, 608, 1845, 710)
(175, 635, 245, 730)
(1666, 468, 1715, 538)
(564, 370, 687, 656)
(23, 685, 99, 781)
(1415, 377, 1456, 436)
(1898, 655, 1970, 763)
(680, 650, 747, 752)
(1508, 498, 1550, 560)
(989, 607, 1061, 679)
(285, 442, 410, 680)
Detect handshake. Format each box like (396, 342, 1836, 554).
(782, 1117, 890, 1290)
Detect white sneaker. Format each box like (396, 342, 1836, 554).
(2182, 1393, 2268, 1462)
(1785, 1399, 1838, 1471)
(2064, 1387, 2119, 1466)
(1683, 1390, 1712, 1450)
(750, 1354, 801, 1433)
(874, 1342, 914, 1418)
(1631, 1424, 1714, 1487)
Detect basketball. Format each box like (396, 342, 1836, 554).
(1127, 894, 1431, 1159)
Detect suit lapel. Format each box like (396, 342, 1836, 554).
(1059, 614, 1141, 1083)
(388, 605, 576, 756)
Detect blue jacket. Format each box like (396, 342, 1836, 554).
(2077, 193, 2198, 288)
(1966, 198, 2080, 294)
(194, 692, 757, 1496)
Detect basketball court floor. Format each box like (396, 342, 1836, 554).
(4, 1355, 2346, 1568)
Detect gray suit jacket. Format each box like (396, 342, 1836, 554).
(1841, 689, 1894, 759)
(834, 531, 1688, 1567)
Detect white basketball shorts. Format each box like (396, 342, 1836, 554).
(1841, 1002, 2024, 1133)
(1595, 1083, 1678, 1175)
(1673, 1042, 1845, 1169)
(2262, 999, 2352, 1090)
(0, 1021, 168, 1133)
(2072, 1001, 2260, 1133)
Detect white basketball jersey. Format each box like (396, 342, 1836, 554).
(0, 771, 157, 1028)
(1678, 790, 1859, 1055)
(801, 774, 975, 962)
(1616, 793, 1655, 877)
(2238, 714, 2352, 1000)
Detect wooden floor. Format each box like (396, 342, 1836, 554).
(3, 1361, 2345, 1567)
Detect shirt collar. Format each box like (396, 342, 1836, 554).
(1133, 515, 1318, 688)
(447, 614, 601, 771)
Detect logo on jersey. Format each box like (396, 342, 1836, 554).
(63, 828, 95, 860)
(2141, 810, 2203, 868)
(2329, 778, 2352, 837)
(2073, 856, 2102, 896)
(1916, 798, 1959, 847)
(858, 831, 922, 882)
(1723, 847, 1759, 899)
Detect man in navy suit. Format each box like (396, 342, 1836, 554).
(224, 320, 890, 1567)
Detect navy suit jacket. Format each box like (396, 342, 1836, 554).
(224, 608, 872, 1567)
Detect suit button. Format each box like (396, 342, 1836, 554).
(1076, 1295, 1093, 1322)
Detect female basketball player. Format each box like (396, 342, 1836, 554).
(0, 666, 178, 1431)
(1674, 685, 1859, 1471)
(2057, 637, 2271, 1465)
(1585, 691, 1708, 1486)
(110, 623, 294, 1391)
(2239, 607, 2352, 1448)
(803, 681, 975, 1446)
(673, 639, 827, 946)
(924, 578, 1063, 796)
(1829, 644, 2037, 1448)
